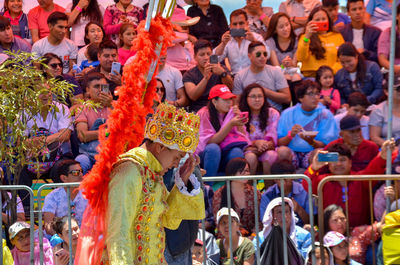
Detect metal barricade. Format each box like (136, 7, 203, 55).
(317, 175, 400, 265)
(202, 174, 316, 265)
(0, 185, 35, 265)
(37, 182, 80, 265)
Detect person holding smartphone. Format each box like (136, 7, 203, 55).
(296, 6, 344, 77)
(75, 72, 112, 174)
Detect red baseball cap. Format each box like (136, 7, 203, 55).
(208, 84, 236, 100)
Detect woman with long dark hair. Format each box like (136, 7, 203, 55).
(66, 0, 104, 48)
(335, 42, 383, 104)
(239, 83, 280, 175)
(76, 21, 105, 66)
(196, 84, 248, 178)
(296, 6, 344, 77)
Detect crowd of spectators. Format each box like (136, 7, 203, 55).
(1, 0, 400, 264)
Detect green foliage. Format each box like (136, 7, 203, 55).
(0, 51, 74, 182)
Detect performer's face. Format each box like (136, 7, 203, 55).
(156, 145, 186, 175)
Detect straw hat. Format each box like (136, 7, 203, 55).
(171, 7, 200, 27)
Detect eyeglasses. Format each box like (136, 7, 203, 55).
(68, 169, 83, 177)
(49, 63, 63, 69)
(304, 92, 320, 97)
(248, 95, 263, 100)
(255, 51, 268, 58)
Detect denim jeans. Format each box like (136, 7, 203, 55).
(200, 143, 244, 177)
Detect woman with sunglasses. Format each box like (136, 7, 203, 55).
(296, 6, 344, 77)
(52, 216, 80, 265)
(42, 160, 87, 240)
(41, 53, 83, 108)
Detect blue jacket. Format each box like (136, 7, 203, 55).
(0, 11, 31, 42)
(334, 60, 383, 104)
(339, 23, 381, 63)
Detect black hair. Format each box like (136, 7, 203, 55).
(239, 83, 270, 133)
(305, 7, 335, 60)
(0, 15, 10, 31)
(156, 78, 166, 102)
(347, 92, 369, 108)
(47, 11, 68, 26)
(264, 12, 296, 53)
(322, 0, 339, 7)
(56, 159, 80, 180)
(225, 157, 248, 176)
(346, 0, 364, 10)
(52, 216, 78, 235)
(71, 0, 103, 26)
(87, 43, 99, 62)
(85, 72, 106, 88)
(315, 65, 334, 88)
(323, 204, 345, 235)
(270, 160, 295, 174)
(98, 40, 118, 54)
(119, 23, 136, 47)
(230, 9, 248, 22)
(337, 42, 366, 86)
(248, 41, 265, 54)
(194, 39, 212, 55)
(295, 80, 321, 99)
(207, 99, 221, 131)
(40, 53, 62, 71)
(84, 21, 106, 45)
(327, 143, 352, 159)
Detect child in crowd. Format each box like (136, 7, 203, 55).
(9, 221, 53, 265)
(239, 83, 280, 175)
(192, 239, 205, 265)
(316, 66, 341, 114)
(118, 23, 137, 65)
(324, 231, 362, 265)
(322, 0, 350, 29)
(216, 208, 255, 265)
(305, 242, 334, 265)
(52, 217, 80, 265)
(80, 43, 100, 70)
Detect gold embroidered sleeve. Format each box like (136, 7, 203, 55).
(162, 186, 205, 230)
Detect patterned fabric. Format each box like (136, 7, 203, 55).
(350, 223, 381, 264)
(213, 184, 261, 236)
(42, 187, 87, 226)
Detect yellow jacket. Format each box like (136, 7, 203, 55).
(297, 32, 344, 77)
(105, 147, 205, 265)
(383, 209, 400, 264)
(2, 239, 13, 265)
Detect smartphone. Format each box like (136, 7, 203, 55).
(314, 21, 329, 31)
(230, 28, 246, 38)
(240, 111, 249, 119)
(101, 84, 110, 94)
(111, 62, 121, 75)
(72, 64, 81, 73)
(210, 55, 219, 64)
(317, 152, 339, 162)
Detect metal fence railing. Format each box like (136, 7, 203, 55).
(317, 175, 400, 265)
(202, 174, 316, 265)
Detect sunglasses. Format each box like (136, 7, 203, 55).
(68, 169, 83, 177)
(255, 51, 268, 58)
(49, 63, 63, 69)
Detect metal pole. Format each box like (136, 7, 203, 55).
(280, 180, 289, 265)
(67, 187, 73, 265)
(253, 180, 260, 265)
(226, 180, 233, 265)
(201, 219, 207, 265)
(386, 0, 398, 212)
(0, 189, 3, 264)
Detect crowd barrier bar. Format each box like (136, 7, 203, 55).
(0, 185, 35, 265)
(317, 175, 400, 265)
(203, 174, 315, 265)
(37, 182, 80, 265)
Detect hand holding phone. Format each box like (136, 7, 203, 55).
(317, 152, 339, 162)
(230, 28, 246, 38)
(111, 62, 121, 75)
(240, 111, 248, 119)
(313, 21, 329, 31)
(210, 55, 219, 64)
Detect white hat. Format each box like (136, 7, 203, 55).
(216, 207, 240, 225)
(8, 221, 30, 240)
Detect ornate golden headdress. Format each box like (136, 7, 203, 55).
(144, 103, 200, 153)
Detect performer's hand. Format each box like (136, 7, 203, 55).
(179, 154, 199, 185)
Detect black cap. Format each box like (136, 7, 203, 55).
(340, 115, 364, 131)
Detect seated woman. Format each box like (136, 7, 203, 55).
(265, 12, 302, 83)
(324, 231, 362, 265)
(76, 22, 105, 67)
(296, 6, 344, 77)
(277, 80, 339, 169)
(196, 85, 248, 177)
(241, 0, 273, 38)
(52, 216, 80, 265)
(324, 204, 383, 264)
(335, 42, 383, 105)
(239, 83, 280, 175)
(212, 158, 261, 237)
(216, 207, 255, 265)
(253, 197, 312, 259)
(40, 53, 83, 109)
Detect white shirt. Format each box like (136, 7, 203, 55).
(352, 28, 364, 50)
(157, 64, 184, 101)
(214, 32, 269, 75)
